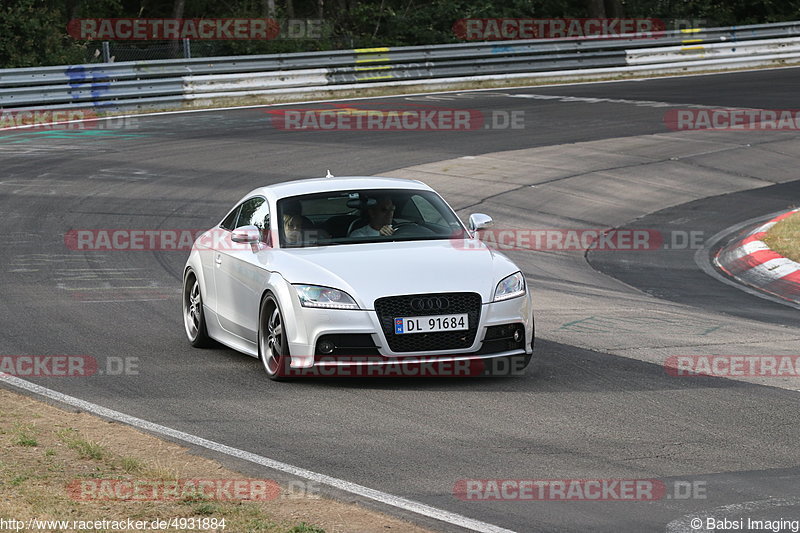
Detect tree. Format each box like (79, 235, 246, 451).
(585, 0, 604, 17)
(0, 0, 85, 68)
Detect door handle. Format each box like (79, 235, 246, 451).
(215, 254, 222, 265)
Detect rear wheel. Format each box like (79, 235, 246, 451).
(183, 272, 213, 348)
(259, 294, 291, 381)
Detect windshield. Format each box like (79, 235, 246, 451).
(276, 188, 466, 247)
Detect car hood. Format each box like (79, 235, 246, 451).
(266, 239, 520, 308)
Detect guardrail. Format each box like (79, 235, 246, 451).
(1, 21, 799, 114)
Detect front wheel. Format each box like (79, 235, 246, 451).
(258, 294, 291, 381)
(183, 272, 213, 348)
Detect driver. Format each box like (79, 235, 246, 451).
(349, 195, 395, 237)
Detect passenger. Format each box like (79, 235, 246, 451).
(282, 200, 330, 245)
(283, 213, 305, 244)
(349, 196, 395, 237)
(281, 200, 304, 244)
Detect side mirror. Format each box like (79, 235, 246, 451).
(231, 225, 262, 251)
(231, 225, 260, 243)
(468, 213, 493, 232)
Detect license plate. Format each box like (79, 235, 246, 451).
(394, 314, 468, 334)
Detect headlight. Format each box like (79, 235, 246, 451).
(293, 285, 359, 310)
(494, 272, 526, 301)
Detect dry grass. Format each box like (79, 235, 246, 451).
(0, 388, 434, 533)
(764, 211, 800, 263)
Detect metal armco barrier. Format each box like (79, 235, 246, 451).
(1, 21, 799, 114)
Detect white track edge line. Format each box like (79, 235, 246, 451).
(0, 374, 515, 533)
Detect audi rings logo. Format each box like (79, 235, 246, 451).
(410, 297, 450, 312)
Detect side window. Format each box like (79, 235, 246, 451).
(398, 196, 421, 221)
(248, 199, 270, 232)
(411, 195, 445, 224)
(235, 197, 266, 229)
(220, 205, 241, 231)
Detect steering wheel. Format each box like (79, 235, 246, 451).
(392, 222, 435, 236)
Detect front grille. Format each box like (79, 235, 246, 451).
(374, 292, 482, 353)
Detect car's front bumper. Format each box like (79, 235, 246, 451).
(285, 292, 533, 373)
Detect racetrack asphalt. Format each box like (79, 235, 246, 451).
(2, 67, 800, 532)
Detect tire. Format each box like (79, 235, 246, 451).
(258, 294, 291, 381)
(183, 272, 214, 348)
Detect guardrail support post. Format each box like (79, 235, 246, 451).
(183, 39, 192, 59)
(102, 42, 111, 63)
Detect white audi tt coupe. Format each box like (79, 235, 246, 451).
(182, 176, 534, 380)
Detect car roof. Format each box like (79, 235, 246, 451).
(245, 176, 433, 200)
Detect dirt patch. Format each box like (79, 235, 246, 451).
(0, 387, 436, 533)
